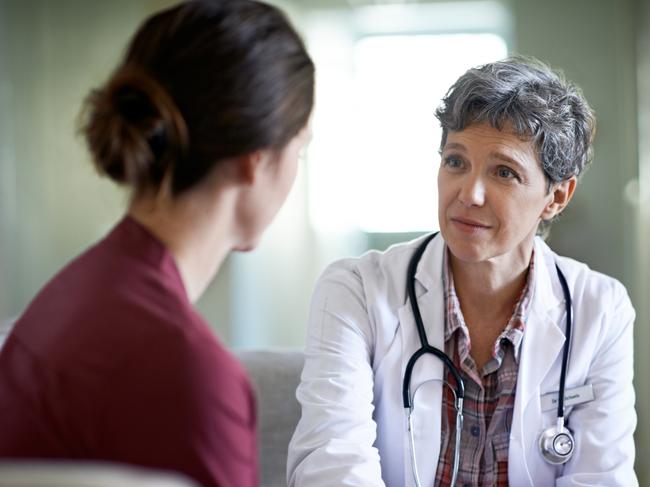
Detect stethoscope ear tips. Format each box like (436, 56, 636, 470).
(539, 423, 575, 465)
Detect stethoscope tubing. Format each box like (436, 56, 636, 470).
(402, 233, 464, 410)
(402, 232, 574, 484)
(555, 266, 572, 419)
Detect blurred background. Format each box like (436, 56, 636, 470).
(0, 0, 648, 480)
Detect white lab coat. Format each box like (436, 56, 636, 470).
(287, 234, 637, 486)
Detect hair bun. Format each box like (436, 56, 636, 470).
(81, 68, 188, 189)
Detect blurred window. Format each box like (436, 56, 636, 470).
(305, 2, 510, 235)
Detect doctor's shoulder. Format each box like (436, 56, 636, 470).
(313, 236, 428, 309)
(549, 245, 635, 334)
(308, 237, 429, 351)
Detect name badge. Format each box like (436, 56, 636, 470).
(540, 384, 595, 412)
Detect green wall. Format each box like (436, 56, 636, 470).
(513, 0, 638, 284)
(0, 0, 188, 326)
(635, 0, 650, 479)
(512, 0, 646, 478)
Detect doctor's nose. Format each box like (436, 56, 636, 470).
(457, 175, 486, 207)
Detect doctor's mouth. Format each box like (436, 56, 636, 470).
(449, 216, 493, 234)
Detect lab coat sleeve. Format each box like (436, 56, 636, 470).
(287, 261, 386, 487)
(556, 281, 637, 486)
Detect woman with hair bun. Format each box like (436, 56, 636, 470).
(0, 1, 314, 486)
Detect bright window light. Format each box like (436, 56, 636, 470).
(307, 26, 508, 234)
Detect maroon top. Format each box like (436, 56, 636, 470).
(0, 217, 258, 487)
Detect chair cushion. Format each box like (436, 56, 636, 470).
(0, 461, 198, 487)
(236, 349, 304, 487)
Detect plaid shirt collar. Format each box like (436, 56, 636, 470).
(442, 246, 536, 364)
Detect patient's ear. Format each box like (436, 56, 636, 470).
(234, 149, 276, 186)
(541, 176, 577, 220)
(235, 150, 264, 185)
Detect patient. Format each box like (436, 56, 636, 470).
(0, 1, 313, 486)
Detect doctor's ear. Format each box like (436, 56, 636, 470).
(541, 176, 577, 221)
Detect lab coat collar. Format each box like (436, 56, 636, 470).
(508, 237, 567, 484)
(517, 237, 566, 409)
(529, 237, 564, 315)
(411, 232, 444, 293)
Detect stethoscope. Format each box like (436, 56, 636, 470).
(402, 233, 575, 487)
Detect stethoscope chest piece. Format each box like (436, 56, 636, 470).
(539, 420, 575, 465)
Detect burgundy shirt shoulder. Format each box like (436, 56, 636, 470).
(0, 217, 257, 487)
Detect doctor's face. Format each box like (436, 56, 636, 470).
(437, 122, 557, 264)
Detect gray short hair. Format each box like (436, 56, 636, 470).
(435, 56, 596, 184)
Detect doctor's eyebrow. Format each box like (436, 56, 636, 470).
(489, 152, 528, 172)
(441, 142, 467, 152)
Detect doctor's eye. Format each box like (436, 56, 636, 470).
(442, 155, 464, 170)
(496, 166, 520, 181)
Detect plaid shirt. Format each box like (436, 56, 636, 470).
(434, 248, 535, 487)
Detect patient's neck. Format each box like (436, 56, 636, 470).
(128, 183, 238, 303)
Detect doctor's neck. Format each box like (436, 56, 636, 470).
(449, 237, 534, 320)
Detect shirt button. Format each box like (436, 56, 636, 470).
(470, 426, 480, 437)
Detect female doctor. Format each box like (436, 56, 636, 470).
(287, 57, 636, 486)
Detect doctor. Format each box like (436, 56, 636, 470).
(288, 56, 636, 486)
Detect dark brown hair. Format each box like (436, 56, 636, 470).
(81, 0, 314, 195)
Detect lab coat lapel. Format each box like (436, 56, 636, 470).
(509, 239, 566, 484)
(398, 234, 445, 487)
